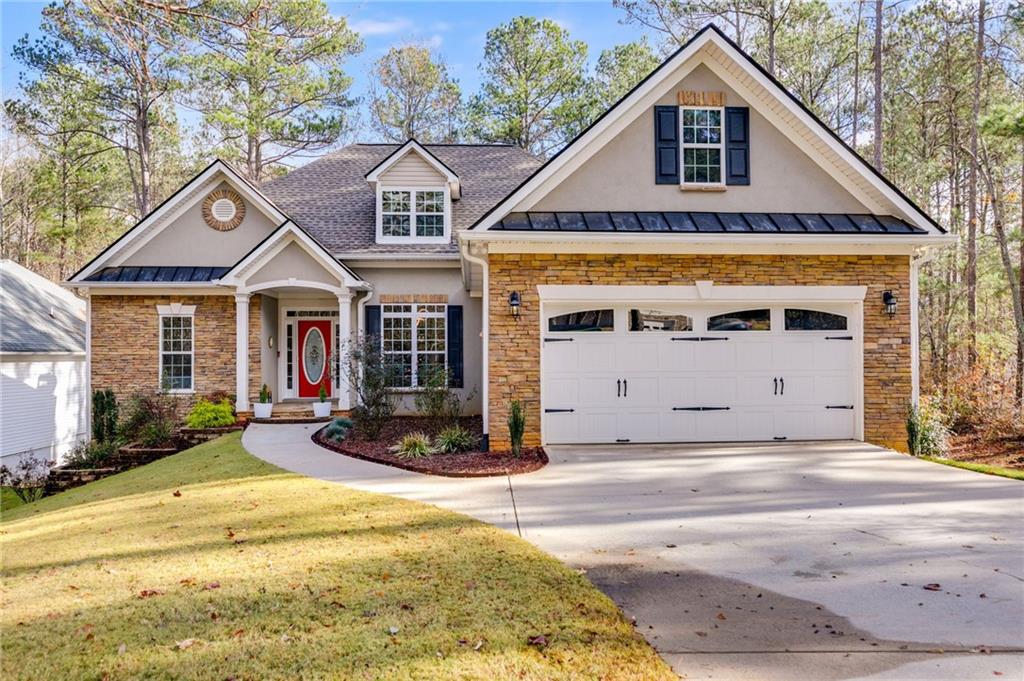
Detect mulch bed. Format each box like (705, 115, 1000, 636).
(948, 433, 1024, 470)
(311, 416, 547, 478)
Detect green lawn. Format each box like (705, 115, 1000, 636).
(1, 434, 672, 680)
(919, 455, 1024, 480)
(1, 486, 25, 513)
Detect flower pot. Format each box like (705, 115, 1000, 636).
(253, 402, 273, 419)
(312, 401, 332, 418)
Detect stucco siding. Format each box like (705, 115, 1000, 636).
(525, 64, 869, 214)
(246, 241, 342, 287)
(119, 182, 279, 267)
(378, 152, 447, 187)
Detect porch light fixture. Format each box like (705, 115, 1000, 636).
(882, 290, 898, 319)
(508, 291, 521, 319)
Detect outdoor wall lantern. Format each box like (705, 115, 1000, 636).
(508, 291, 521, 319)
(882, 290, 898, 319)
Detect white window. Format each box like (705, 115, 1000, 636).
(159, 314, 194, 392)
(377, 187, 450, 244)
(381, 304, 447, 388)
(681, 107, 723, 185)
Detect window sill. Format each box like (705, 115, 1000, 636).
(679, 184, 726, 192)
(165, 389, 196, 396)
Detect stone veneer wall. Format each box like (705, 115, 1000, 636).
(91, 294, 262, 405)
(487, 253, 911, 452)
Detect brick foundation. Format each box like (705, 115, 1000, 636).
(487, 253, 911, 452)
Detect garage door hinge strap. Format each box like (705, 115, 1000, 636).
(672, 406, 731, 411)
(671, 336, 731, 342)
(544, 408, 575, 413)
(825, 335, 854, 340)
(825, 404, 854, 410)
(543, 337, 574, 342)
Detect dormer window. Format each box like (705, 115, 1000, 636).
(378, 187, 450, 243)
(681, 107, 723, 186)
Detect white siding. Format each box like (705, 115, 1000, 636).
(1, 355, 88, 466)
(378, 153, 447, 187)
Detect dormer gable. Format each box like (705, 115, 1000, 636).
(365, 140, 460, 245)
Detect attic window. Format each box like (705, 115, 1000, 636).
(681, 107, 723, 185)
(377, 187, 450, 243)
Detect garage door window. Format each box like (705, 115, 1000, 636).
(707, 309, 770, 331)
(548, 309, 614, 332)
(629, 309, 693, 332)
(784, 308, 848, 331)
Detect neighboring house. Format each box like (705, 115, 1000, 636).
(66, 25, 953, 453)
(2, 260, 87, 466)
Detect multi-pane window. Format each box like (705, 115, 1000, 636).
(380, 189, 446, 239)
(159, 315, 194, 391)
(381, 304, 447, 388)
(681, 108, 723, 184)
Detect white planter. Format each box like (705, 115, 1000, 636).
(312, 401, 332, 418)
(253, 402, 273, 419)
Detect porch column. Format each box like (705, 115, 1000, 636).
(235, 293, 251, 412)
(336, 292, 353, 410)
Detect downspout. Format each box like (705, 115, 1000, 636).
(460, 242, 489, 450)
(911, 247, 937, 407)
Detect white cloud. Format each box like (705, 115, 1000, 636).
(349, 17, 413, 36)
(422, 34, 444, 49)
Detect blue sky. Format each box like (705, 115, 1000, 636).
(1, 1, 659, 144)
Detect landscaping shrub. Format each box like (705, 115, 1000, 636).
(390, 432, 436, 459)
(345, 334, 400, 439)
(0, 456, 50, 503)
(185, 399, 236, 429)
(508, 400, 526, 457)
(63, 440, 117, 469)
(435, 424, 477, 453)
(323, 417, 353, 443)
(907, 398, 950, 457)
(413, 364, 474, 425)
(259, 384, 272, 404)
(91, 389, 118, 443)
(120, 390, 180, 447)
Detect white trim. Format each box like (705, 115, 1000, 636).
(537, 283, 868, 304)
(375, 185, 452, 245)
(909, 248, 937, 406)
(337, 253, 460, 263)
(235, 294, 250, 410)
(220, 220, 366, 290)
(365, 140, 461, 198)
(461, 244, 489, 440)
(241, 279, 348, 296)
(0, 351, 86, 359)
(70, 160, 286, 282)
(157, 305, 196, 395)
(66, 281, 226, 291)
(470, 29, 943, 236)
(336, 292, 353, 409)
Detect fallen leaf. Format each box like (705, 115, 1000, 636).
(665, 544, 677, 548)
(716, 612, 727, 621)
(474, 639, 485, 651)
(138, 589, 163, 599)
(923, 584, 942, 591)
(203, 582, 220, 590)
(280, 634, 292, 643)
(117, 643, 127, 656)
(388, 626, 400, 635)
(527, 634, 548, 648)
(695, 631, 708, 638)
(172, 490, 181, 497)
(174, 638, 196, 650)
(231, 629, 245, 638)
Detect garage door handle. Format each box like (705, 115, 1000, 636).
(779, 377, 784, 395)
(617, 379, 621, 397)
(774, 377, 778, 395)
(826, 404, 854, 410)
(623, 379, 627, 397)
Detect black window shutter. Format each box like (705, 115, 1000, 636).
(365, 305, 381, 340)
(725, 107, 750, 186)
(447, 305, 464, 388)
(654, 106, 679, 184)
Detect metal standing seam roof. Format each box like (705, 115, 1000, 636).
(84, 266, 232, 283)
(491, 212, 926, 234)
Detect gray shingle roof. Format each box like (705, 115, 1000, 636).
(260, 144, 543, 255)
(493, 212, 926, 234)
(2, 260, 85, 353)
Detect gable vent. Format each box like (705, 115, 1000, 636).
(211, 198, 238, 221)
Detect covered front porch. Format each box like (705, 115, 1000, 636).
(217, 221, 370, 414)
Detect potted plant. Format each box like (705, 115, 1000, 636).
(312, 381, 332, 418)
(253, 384, 273, 419)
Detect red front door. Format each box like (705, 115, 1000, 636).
(297, 320, 332, 398)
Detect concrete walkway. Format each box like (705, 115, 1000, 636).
(243, 424, 1024, 681)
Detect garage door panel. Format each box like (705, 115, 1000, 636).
(578, 410, 620, 443)
(734, 339, 773, 371)
(618, 340, 663, 372)
(622, 376, 659, 404)
(579, 341, 617, 371)
(544, 377, 579, 406)
(544, 410, 579, 443)
(815, 374, 854, 405)
(544, 341, 579, 370)
(659, 341, 697, 371)
(620, 410, 662, 442)
(817, 408, 856, 439)
(661, 411, 698, 441)
(578, 376, 619, 407)
(695, 410, 738, 441)
(660, 376, 696, 403)
(736, 374, 776, 405)
(814, 340, 855, 371)
(734, 409, 774, 441)
(694, 375, 738, 406)
(773, 339, 814, 371)
(695, 342, 736, 369)
(777, 375, 817, 405)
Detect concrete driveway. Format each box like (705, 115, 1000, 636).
(243, 425, 1024, 680)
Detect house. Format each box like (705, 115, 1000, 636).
(2, 259, 88, 466)
(66, 25, 953, 453)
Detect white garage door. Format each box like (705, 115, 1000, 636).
(541, 304, 859, 444)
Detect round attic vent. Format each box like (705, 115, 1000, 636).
(202, 188, 246, 231)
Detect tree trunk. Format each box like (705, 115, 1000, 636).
(1019, 140, 1024, 406)
(851, 0, 864, 148)
(966, 0, 985, 367)
(872, 0, 883, 171)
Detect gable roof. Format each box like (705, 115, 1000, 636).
(364, 139, 462, 198)
(468, 23, 946, 237)
(260, 144, 542, 255)
(2, 260, 85, 353)
(68, 159, 288, 283)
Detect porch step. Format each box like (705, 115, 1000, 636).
(249, 415, 333, 425)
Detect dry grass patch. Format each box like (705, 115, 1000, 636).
(1, 433, 672, 680)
